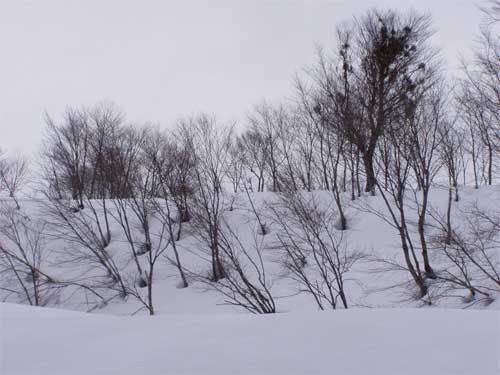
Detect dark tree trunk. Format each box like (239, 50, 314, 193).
(417, 187, 435, 279)
(363, 151, 376, 194)
(211, 225, 225, 282)
(445, 184, 453, 246)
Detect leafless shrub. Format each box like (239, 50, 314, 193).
(237, 128, 269, 193)
(270, 191, 362, 309)
(242, 181, 268, 236)
(365, 136, 429, 298)
(200, 220, 276, 314)
(429, 202, 499, 304)
(180, 114, 234, 282)
(0, 202, 106, 308)
(0, 203, 51, 305)
(41, 197, 128, 298)
(0, 150, 29, 209)
(142, 128, 189, 288)
(247, 102, 286, 192)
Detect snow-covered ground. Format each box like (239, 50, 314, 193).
(1, 302, 498, 375)
(1, 186, 499, 374)
(4, 185, 497, 314)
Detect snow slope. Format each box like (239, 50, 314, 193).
(1, 302, 498, 375)
(1, 186, 499, 315)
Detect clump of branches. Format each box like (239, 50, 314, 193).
(429, 202, 499, 305)
(270, 190, 362, 310)
(200, 219, 276, 314)
(0, 202, 53, 306)
(0, 201, 106, 309)
(143, 128, 190, 288)
(457, 0, 499, 186)
(0, 150, 29, 210)
(311, 9, 436, 194)
(182, 114, 234, 282)
(41, 196, 128, 298)
(41, 103, 131, 251)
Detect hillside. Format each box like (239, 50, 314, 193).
(1, 186, 498, 315)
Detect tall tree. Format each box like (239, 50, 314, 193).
(312, 9, 437, 193)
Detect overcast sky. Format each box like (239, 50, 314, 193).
(1, 0, 482, 156)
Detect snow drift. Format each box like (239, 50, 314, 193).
(1, 302, 498, 375)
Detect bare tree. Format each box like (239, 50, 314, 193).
(369, 116, 430, 297)
(202, 219, 276, 313)
(312, 9, 437, 193)
(153, 127, 195, 229)
(0, 203, 50, 306)
(247, 102, 286, 192)
(238, 129, 268, 192)
(439, 120, 464, 245)
(227, 138, 246, 193)
(0, 151, 29, 210)
(43, 107, 91, 208)
(0, 201, 106, 309)
(41, 195, 128, 298)
(270, 191, 362, 309)
(106, 126, 178, 315)
(290, 105, 317, 192)
(42, 103, 128, 249)
(295, 76, 348, 229)
(430, 202, 499, 304)
(457, 80, 498, 186)
(143, 128, 189, 288)
(406, 84, 447, 278)
(182, 115, 233, 282)
(108, 126, 149, 276)
(457, 1, 500, 186)
(295, 79, 331, 191)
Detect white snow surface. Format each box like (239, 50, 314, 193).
(1, 302, 498, 375)
(1, 187, 499, 374)
(3, 186, 500, 314)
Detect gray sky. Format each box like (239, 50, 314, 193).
(1, 0, 482, 156)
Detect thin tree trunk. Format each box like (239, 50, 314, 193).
(418, 187, 435, 278)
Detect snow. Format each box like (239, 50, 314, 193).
(1, 302, 498, 375)
(1, 186, 499, 373)
(5, 186, 497, 314)
(0, 2, 497, 373)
